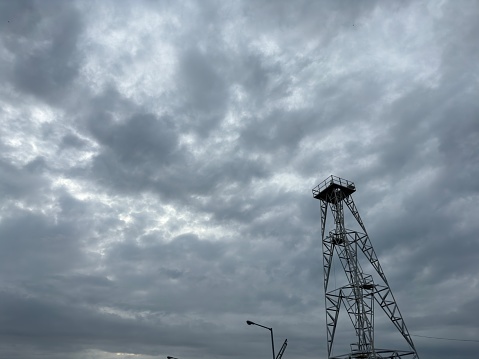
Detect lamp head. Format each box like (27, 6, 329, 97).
(246, 320, 255, 325)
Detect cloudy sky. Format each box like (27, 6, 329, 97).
(0, 0, 478, 358)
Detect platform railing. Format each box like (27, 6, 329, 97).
(312, 175, 355, 198)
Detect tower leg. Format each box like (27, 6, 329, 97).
(325, 289, 342, 358)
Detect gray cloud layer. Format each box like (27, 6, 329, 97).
(0, 0, 478, 358)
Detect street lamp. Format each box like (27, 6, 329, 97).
(246, 320, 275, 359)
(167, 356, 179, 359)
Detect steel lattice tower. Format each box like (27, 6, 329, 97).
(312, 175, 419, 359)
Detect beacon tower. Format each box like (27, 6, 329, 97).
(312, 175, 419, 359)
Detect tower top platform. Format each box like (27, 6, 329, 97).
(312, 175, 356, 202)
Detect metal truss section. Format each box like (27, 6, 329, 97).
(340, 284, 375, 356)
(313, 176, 419, 359)
(325, 288, 342, 356)
(373, 285, 416, 351)
(330, 349, 417, 359)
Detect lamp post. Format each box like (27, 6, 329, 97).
(246, 320, 275, 359)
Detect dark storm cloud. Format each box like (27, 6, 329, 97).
(0, 0, 478, 358)
(177, 46, 229, 136)
(1, 0, 83, 104)
(240, 0, 379, 44)
(60, 133, 88, 150)
(86, 111, 270, 202)
(0, 158, 49, 201)
(0, 208, 89, 293)
(89, 113, 179, 168)
(239, 109, 313, 153)
(0, 290, 204, 356)
(80, 87, 271, 205)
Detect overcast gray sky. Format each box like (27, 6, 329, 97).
(0, 0, 478, 358)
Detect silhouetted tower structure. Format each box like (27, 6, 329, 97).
(312, 175, 419, 359)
